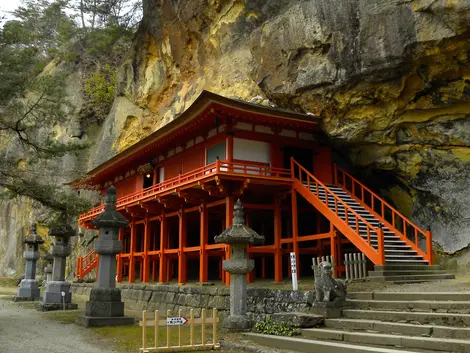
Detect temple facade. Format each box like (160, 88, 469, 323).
(73, 91, 432, 285)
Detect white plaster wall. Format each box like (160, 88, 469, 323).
(233, 138, 271, 164)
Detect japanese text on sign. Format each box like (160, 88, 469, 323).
(166, 317, 188, 326)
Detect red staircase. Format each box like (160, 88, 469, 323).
(291, 158, 432, 265)
(76, 249, 98, 279)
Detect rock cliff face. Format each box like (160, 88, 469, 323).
(2, 0, 470, 275)
(118, 0, 470, 256)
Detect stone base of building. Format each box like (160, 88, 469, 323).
(12, 296, 40, 302)
(76, 315, 135, 327)
(37, 302, 78, 311)
(222, 315, 253, 332)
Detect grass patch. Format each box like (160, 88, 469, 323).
(42, 310, 80, 324)
(93, 323, 221, 352)
(0, 277, 18, 287)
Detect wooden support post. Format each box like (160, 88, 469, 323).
(224, 196, 234, 285)
(330, 229, 337, 278)
(199, 201, 208, 283)
(274, 198, 282, 282)
(143, 218, 150, 282)
(154, 310, 159, 348)
(159, 215, 168, 283)
(201, 308, 206, 346)
(426, 230, 433, 265)
(291, 191, 300, 275)
(227, 134, 234, 163)
(377, 225, 386, 265)
(129, 219, 136, 283)
(117, 228, 123, 282)
(142, 311, 147, 351)
(178, 209, 187, 284)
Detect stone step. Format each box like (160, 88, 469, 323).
(343, 309, 470, 326)
(385, 255, 427, 260)
(348, 292, 470, 302)
(383, 250, 418, 254)
(368, 270, 449, 277)
(244, 332, 423, 353)
(300, 327, 470, 352)
(369, 274, 455, 282)
(374, 265, 441, 271)
(324, 318, 470, 339)
(385, 258, 428, 264)
(347, 299, 470, 313)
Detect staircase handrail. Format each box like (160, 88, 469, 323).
(334, 165, 432, 264)
(291, 158, 386, 265)
(77, 249, 98, 278)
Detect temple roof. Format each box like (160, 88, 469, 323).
(70, 90, 320, 189)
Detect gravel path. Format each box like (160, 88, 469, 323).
(0, 298, 114, 353)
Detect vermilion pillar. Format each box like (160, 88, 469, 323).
(142, 218, 150, 282)
(178, 209, 187, 284)
(159, 215, 167, 283)
(199, 201, 208, 283)
(274, 198, 282, 282)
(227, 134, 234, 163)
(224, 196, 234, 285)
(330, 228, 337, 278)
(128, 218, 136, 283)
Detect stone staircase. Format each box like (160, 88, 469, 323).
(245, 291, 470, 352)
(311, 184, 454, 283)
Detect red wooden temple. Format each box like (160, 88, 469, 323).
(73, 91, 432, 285)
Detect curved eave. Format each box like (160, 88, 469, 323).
(70, 90, 320, 189)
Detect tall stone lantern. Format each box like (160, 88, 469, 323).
(77, 186, 134, 327)
(214, 199, 264, 331)
(39, 216, 77, 311)
(14, 223, 44, 301)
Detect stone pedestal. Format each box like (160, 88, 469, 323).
(309, 301, 345, 318)
(38, 218, 77, 311)
(214, 199, 264, 332)
(14, 223, 44, 301)
(77, 186, 134, 327)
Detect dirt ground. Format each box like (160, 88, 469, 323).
(0, 297, 115, 353)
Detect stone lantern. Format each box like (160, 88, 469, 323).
(214, 199, 264, 331)
(77, 186, 134, 327)
(39, 216, 77, 311)
(14, 223, 44, 301)
(43, 253, 54, 284)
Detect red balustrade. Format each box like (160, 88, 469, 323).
(291, 158, 386, 265)
(333, 165, 432, 264)
(76, 249, 99, 279)
(79, 160, 291, 223)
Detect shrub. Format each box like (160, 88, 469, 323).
(83, 64, 116, 121)
(253, 316, 301, 337)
